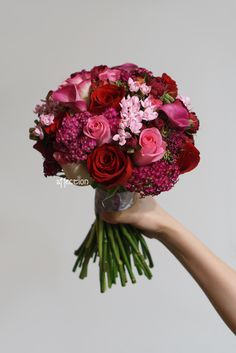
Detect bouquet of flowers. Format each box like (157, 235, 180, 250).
(29, 63, 200, 292)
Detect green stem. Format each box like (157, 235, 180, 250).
(113, 225, 136, 283)
(106, 223, 126, 287)
(96, 216, 104, 259)
(118, 224, 152, 279)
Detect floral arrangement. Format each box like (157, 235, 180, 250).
(29, 63, 200, 292)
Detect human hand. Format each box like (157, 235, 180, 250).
(101, 194, 175, 240)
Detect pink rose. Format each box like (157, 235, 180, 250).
(98, 68, 121, 82)
(159, 99, 190, 128)
(134, 127, 166, 166)
(52, 71, 91, 111)
(83, 115, 112, 146)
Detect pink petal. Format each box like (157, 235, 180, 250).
(74, 100, 88, 111)
(52, 85, 76, 103)
(76, 79, 91, 100)
(159, 99, 190, 128)
(111, 63, 138, 72)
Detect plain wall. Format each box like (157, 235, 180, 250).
(0, 0, 236, 352)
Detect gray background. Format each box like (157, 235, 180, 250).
(1, 0, 236, 351)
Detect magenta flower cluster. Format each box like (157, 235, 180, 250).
(126, 160, 180, 197)
(55, 112, 96, 162)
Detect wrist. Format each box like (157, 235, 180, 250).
(153, 212, 186, 245)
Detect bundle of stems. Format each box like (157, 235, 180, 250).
(73, 215, 154, 292)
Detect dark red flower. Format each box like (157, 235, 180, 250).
(188, 112, 200, 133)
(44, 115, 62, 135)
(178, 140, 200, 174)
(161, 73, 178, 98)
(90, 65, 109, 81)
(89, 83, 125, 114)
(148, 77, 165, 97)
(148, 73, 178, 99)
(87, 144, 133, 189)
(33, 140, 61, 176)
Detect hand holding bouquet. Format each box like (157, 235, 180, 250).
(29, 63, 200, 292)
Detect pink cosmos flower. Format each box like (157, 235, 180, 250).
(52, 71, 91, 111)
(98, 68, 121, 82)
(40, 114, 54, 126)
(134, 127, 166, 166)
(159, 99, 190, 128)
(83, 115, 111, 146)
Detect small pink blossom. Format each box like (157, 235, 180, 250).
(140, 83, 151, 95)
(141, 96, 162, 110)
(98, 68, 121, 82)
(128, 77, 140, 92)
(142, 107, 158, 121)
(134, 127, 166, 166)
(120, 95, 143, 134)
(177, 95, 191, 110)
(113, 128, 131, 146)
(32, 126, 44, 140)
(40, 114, 54, 126)
(83, 115, 111, 146)
(128, 77, 151, 95)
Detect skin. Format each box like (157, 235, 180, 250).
(101, 195, 236, 335)
(54, 157, 236, 335)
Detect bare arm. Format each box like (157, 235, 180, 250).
(101, 195, 236, 335)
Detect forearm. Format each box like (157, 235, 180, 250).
(158, 216, 236, 335)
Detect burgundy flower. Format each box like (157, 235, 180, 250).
(188, 112, 200, 133)
(178, 140, 200, 174)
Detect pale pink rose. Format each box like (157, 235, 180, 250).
(83, 115, 111, 146)
(134, 127, 166, 166)
(98, 68, 121, 82)
(52, 71, 91, 111)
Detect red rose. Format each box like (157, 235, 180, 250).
(87, 144, 133, 189)
(178, 140, 200, 174)
(89, 84, 125, 114)
(188, 112, 200, 133)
